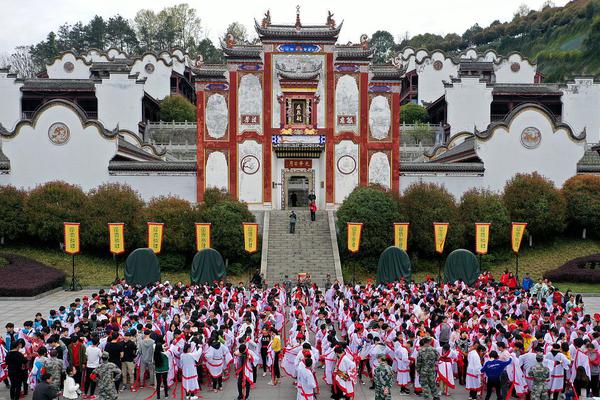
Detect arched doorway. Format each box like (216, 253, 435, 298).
(282, 170, 314, 209)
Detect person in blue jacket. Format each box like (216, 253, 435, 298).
(481, 350, 512, 400)
(522, 273, 534, 291)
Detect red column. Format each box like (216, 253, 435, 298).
(391, 89, 400, 194)
(196, 90, 205, 202)
(325, 53, 335, 204)
(228, 70, 238, 199)
(359, 71, 369, 186)
(263, 53, 272, 204)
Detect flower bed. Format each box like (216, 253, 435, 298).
(0, 253, 66, 296)
(543, 253, 600, 283)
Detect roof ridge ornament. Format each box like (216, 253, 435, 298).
(295, 5, 302, 30)
(262, 10, 271, 28)
(360, 34, 369, 50)
(327, 11, 336, 29)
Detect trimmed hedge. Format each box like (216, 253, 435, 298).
(543, 253, 600, 283)
(0, 253, 66, 296)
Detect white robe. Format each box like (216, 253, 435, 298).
(297, 362, 317, 400)
(333, 353, 357, 397)
(546, 352, 570, 391)
(466, 349, 483, 391)
(282, 341, 302, 378)
(394, 343, 411, 387)
(205, 344, 232, 378)
(181, 348, 203, 392)
(569, 348, 590, 382)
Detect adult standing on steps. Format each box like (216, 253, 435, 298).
(308, 190, 316, 203)
(309, 200, 317, 221)
(289, 210, 297, 234)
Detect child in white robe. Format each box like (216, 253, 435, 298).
(180, 343, 203, 400)
(297, 358, 317, 400)
(205, 340, 232, 392)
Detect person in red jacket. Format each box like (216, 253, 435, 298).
(500, 270, 510, 286)
(309, 200, 317, 222)
(506, 273, 517, 289)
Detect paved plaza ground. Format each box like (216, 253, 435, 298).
(1, 291, 599, 400)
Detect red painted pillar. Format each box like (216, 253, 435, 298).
(359, 70, 369, 186)
(391, 88, 401, 194)
(325, 53, 335, 205)
(263, 53, 272, 204)
(228, 70, 238, 199)
(196, 89, 205, 203)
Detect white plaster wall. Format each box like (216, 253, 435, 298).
(494, 54, 536, 84)
(46, 53, 90, 80)
(446, 77, 493, 134)
(335, 75, 359, 134)
(83, 50, 109, 63)
(562, 78, 600, 143)
(130, 55, 172, 101)
(400, 175, 485, 200)
(476, 107, 586, 192)
(368, 152, 391, 189)
(2, 102, 117, 191)
(334, 140, 359, 204)
(206, 94, 228, 138)
(238, 140, 263, 204)
(369, 95, 391, 139)
(417, 52, 459, 104)
(95, 74, 144, 133)
(238, 74, 262, 134)
(0, 72, 22, 130)
(109, 174, 196, 202)
(205, 151, 228, 191)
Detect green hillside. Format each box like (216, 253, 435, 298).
(396, 0, 600, 82)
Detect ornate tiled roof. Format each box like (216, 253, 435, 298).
(22, 79, 96, 91)
(492, 84, 562, 95)
(192, 65, 228, 81)
(221, 43, 262, 60)
(254, 20, 343, 42)
(275, 62, 321, 80)
(459, 61, 494, 72)
(370, 65, 404, 81)
(401, 162, 485, 173)
(109, 160, 196, 172)
(335, 45, 374, 60)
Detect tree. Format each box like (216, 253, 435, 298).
(514, 3, 531, 18)
(30, 32, 60, 72)
(224, 22, 248, 43)
(562, 174, 600, 238)
(25, 181, 88, 245)
(106, 15, 139, 52)
(200, 199, 256, 265)
(83, 183, 145, 252)
(164, 4, 202, 49)
(159, 95, 197, 122)
(195, 38, 223, 63)
(370, 30, 396, 63)
(85, 15, 107, 49)
(336, 186, 405, 265)
(0, 186, 27, 243)
(400, 103, 428, 124)
(0, 46, 36, 78)
(134, 9, 160, 51)
(143, 196, 199, 254)
(401, 182, 464, 258)
(459, 189, 510, 250)
(134, 4, 202, 52)
(503, 172, 566, 242)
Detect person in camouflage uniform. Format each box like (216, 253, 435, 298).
(416, 337, 441, 400)
(528, 354, 550, 400)
(42, 349, 64, 393)
(94, 352, 121, 400)
(374, 354, 394, 400)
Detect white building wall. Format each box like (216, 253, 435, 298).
(0, 71, 22, 130)
(400, 175, 486, 200)
(494, 54, 536, 84)
(46, 53, 91, 80)
(238, 140, 263, 204)
(95, 73, 144, 133)
(446, 77, 493, 134)
(562, 78, 600, 144)
(416, 52, 459, 105)
(130, 54, 173, 101)
(109, 174, 196, 202)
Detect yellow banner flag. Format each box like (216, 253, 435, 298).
(108, 223, 125, 254)
(347, 222, 363, 253)
(394, 223, 409, 251)
(475, 223, 491, 255)
(147, 222, 164, 254)
(243, 223, 259, 253)
(433, 222, 449, 254)
(195, 223, 211, 251)
(511, 222, 527, 253)
(64, 222, 80, 255)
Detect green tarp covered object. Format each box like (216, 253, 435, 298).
(443, 249, 480, 286)
(124, 248, 161, 286)
(190, 248, 225, 285)
(377, 246, 412, 284)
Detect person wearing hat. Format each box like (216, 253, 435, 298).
(528, 353, 550, 400)
(373, 353, 393, 400)
(93, 351, 121, 400)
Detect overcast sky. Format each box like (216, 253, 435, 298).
(0, 0, 569, 53)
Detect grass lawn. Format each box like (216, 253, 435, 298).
(0, 245, 246, 287)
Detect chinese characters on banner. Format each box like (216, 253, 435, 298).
(243, 223, 259, 253)
(347, 222, 363, 253)
(108, 223, 125, 254)
(284, 159, 312, 169)
(147, 222, 164, 254)
(475, 223, 491, 255)
(195, 223, 211, 251)
(240, 114, 260, 125)
(394, 223, 409, 251)
(63, 223, 80, 255)
(511, 222, 528, 253)
(337, 115, 356, 125)
(433, 222, 449, 254)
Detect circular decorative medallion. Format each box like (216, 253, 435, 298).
(63, 62, 74, 73)
(240, 155, 260, 175)
(337, 155, 357, 175)
(48, 123, 70, 145)
(433, 60, 443, 71)
(511, 62, 521, 72)
(145, 63, 155, 74)
(520, 127, 541, 149)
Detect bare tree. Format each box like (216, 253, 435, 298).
(1, 46, 37, 78)
(514, 3, 531, 18)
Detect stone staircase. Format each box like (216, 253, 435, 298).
(264, 210, 340, 287)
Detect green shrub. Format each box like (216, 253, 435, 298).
(401, 182, 464, 258)
(400, 103, 429, 124)
(143, 196, 199, 254)
(157, 252, 187, 272)
(503, 172, 566, 242)
(25, 181, 88, 245)
(159, 94, 196, 122)
(336, 185, 405, 267)
(562, 174, 600, 237)
(459, 189, 510, 250)
(0, 185, 27, 242)
(83, 183, 145, 252)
